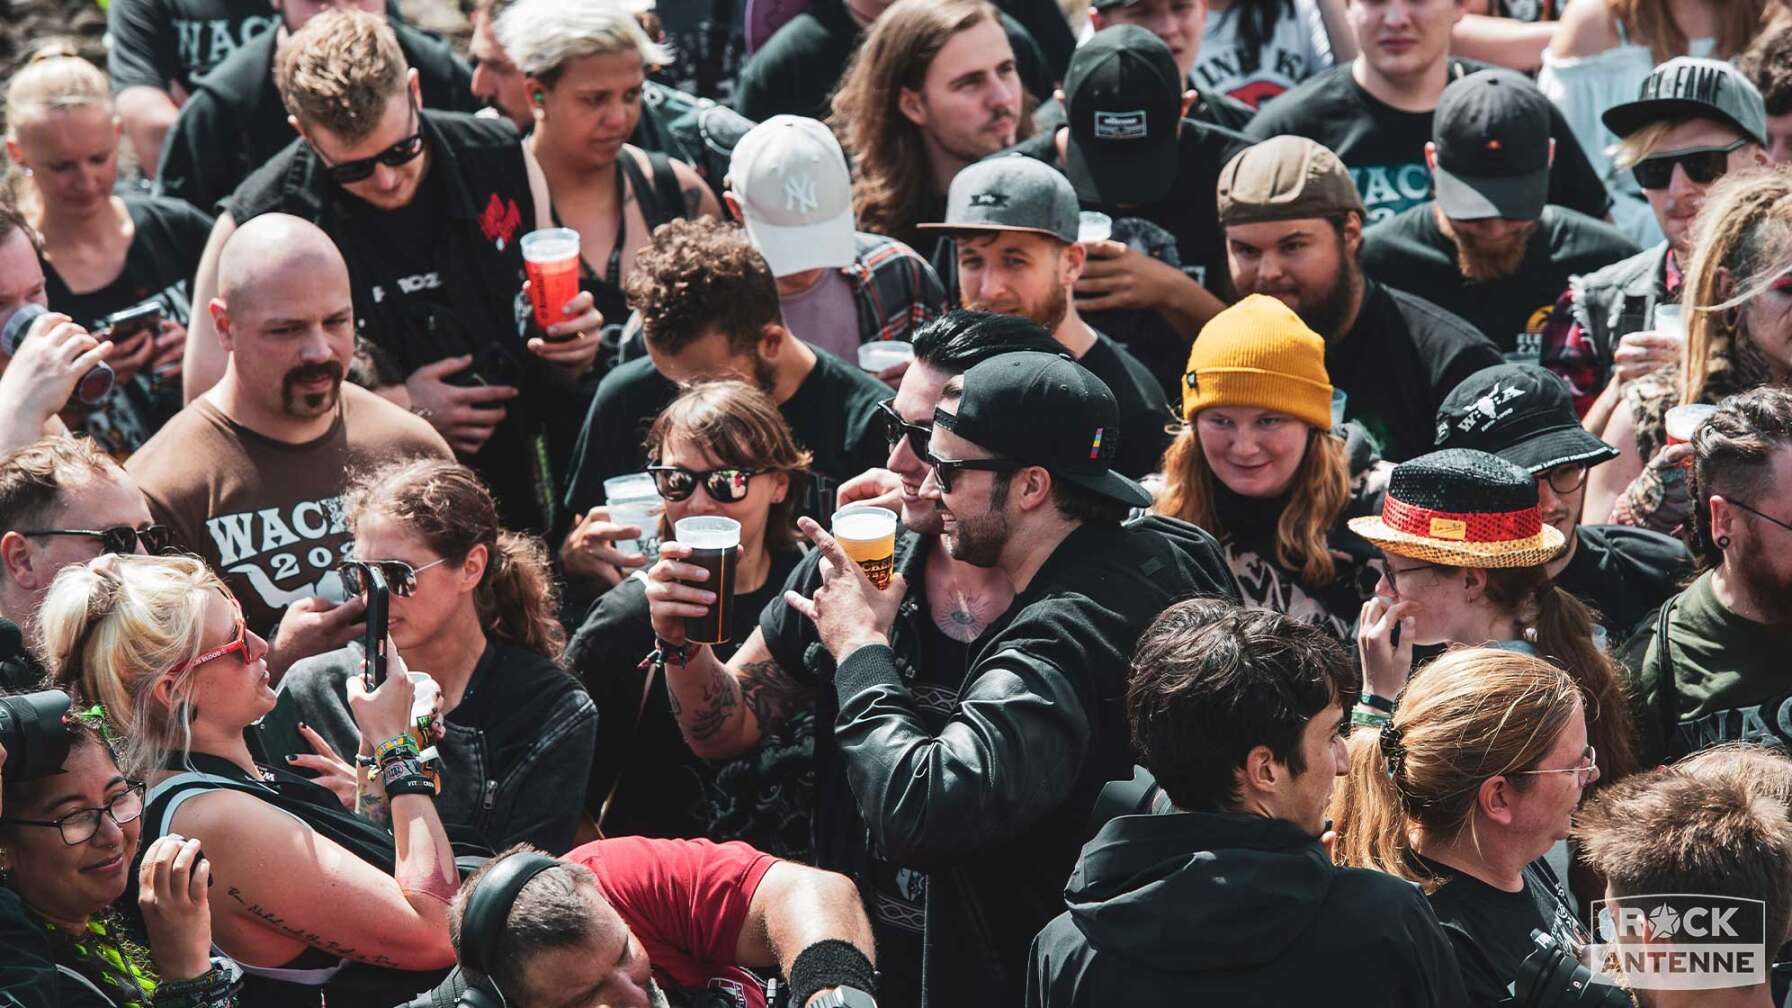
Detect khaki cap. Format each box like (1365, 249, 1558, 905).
(1216, 135, 1365, 226)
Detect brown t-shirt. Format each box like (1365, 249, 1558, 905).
(125, 386, 451, 634)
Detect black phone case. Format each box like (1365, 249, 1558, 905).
(363, 569, 390, 689)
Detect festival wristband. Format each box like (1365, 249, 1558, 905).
(1351, 706, 1392, 729)
(379, 758, 437, 798)
(788, 940, 877, 1008)
(1360, 692, 1395, 713)
(372, 734, 419, 767)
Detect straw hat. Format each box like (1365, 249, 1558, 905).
(1347, 449, 1565, 567)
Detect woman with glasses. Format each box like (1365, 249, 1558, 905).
(39, 554, 460, 1008)
(0, 716, 240, 1007)
(282, 459, 596, 854)
(1587, 170, 1792, 530)
(1329, 647, 1601, 1006)
(1347, 450, 1637, 780)
(5, 46, 210, 456)
(569, 379, 813, 857)
(1153, 296, 1390, 640)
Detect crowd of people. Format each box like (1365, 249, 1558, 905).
(5, 0, 1792, 1004)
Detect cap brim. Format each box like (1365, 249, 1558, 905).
(1346, 516, 1565, 568)
(1055, 466, 1153, 508)
(740, 204, 855, 276)
(1064, 133, 1179, 207)
(1433, 164, 1548, 221)
(1492, 425, 1621, 475)
(1603, 97, 1765, 147)
(916, 221, 1075, 242)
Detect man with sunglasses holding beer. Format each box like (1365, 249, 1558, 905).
(1539, 58, 1771, 429)
(177, 9, 601, 537)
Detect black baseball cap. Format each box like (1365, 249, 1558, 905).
(1063, 24, 1182, 207)
(1432, 69, 1552, 221)
(1434, 364, 1619, 474)
(1603, 57, 1769, 147)
(935, 350, 1152, 508)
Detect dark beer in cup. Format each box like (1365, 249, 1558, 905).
(674, 516, 740, 645)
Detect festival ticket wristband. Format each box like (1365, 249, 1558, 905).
(373, 734, 421, 767)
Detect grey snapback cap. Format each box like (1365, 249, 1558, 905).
(919, 154, 1080, 243)
(1603, 57, 1768, 147)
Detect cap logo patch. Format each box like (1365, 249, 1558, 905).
(1093, 110, 1148, 140)
(1089, 428, 1105, 460)
(968, 192, 1009, 208)
(783, 175, 819, 214)
(1487, 139, 1502, 151)
(1428, 517, 1468, 541)
(1453, 380, 1526, 434)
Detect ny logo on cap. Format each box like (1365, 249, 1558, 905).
(969, 192, 1010, 207)
(784, 175, 818, 214)
(1093, 110, 1148, 141)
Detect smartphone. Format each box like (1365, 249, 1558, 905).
(361, 564, 390, 690)
(104, 301, 162, 347)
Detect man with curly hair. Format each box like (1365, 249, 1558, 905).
(560, 218, 889, 586)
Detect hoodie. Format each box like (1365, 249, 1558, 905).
(1028, 811, 1471, 1007)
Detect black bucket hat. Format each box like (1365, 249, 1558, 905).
(1434, 364, 1619, 474)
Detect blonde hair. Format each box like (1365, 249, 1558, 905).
(4, 42, 110, 130)
(1328, 648, 1582, 890)
(39, 555, 227, 780)
(1154, 425, 1351, 588)
(493, 0, 670, 86)
(1609, 118, 1678, 170)
(1678, 167, 1792, 406)
(275, 9, 408, 144)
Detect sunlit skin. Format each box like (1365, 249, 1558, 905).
(529, 51, 644, 172)
(1767, 110, 1792, 166)
(1090, 0, 1208, 80)
(897, 17, 1022, 189)
(1636, 119, 1768, 259)
(469, 8, 531, 129)
(293, 78, 429, 212)
(888, 362, 953, 536)
(6, 104, 118, 219)
(513, 883, 659, 1008)
(1348, 0, 1464, 92)
(1226, 216, 1365, 339)
(1195, 407, 1311, 499)
(0, 221, 51, 322)
(349, 511, 483, 654)
(1, 743, 142, 930)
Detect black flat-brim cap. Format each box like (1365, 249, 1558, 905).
(1063, 25, 1182, 207)
(937, 350, 1153, 508)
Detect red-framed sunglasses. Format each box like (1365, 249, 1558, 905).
(168, 598, 250, 677)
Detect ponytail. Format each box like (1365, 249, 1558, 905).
(1331, 727, 1434, 886)
(476, 531, 564, 659)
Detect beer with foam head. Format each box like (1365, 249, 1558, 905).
(832, 505, 898, 589)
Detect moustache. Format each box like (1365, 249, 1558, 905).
(284, 362, 344, 389)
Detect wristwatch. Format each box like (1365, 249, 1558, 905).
(805, 987, 877, 1008)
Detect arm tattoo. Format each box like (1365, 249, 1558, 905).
(686, 661, 740, 742)
(682, 185, 704, 217)
(355, 788, 389, 826)
(737, 658, 813, 733)
(225, 886, 400, 968)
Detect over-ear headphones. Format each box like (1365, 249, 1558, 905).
(456, 853, 561, 1008)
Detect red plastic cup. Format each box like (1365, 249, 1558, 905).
(520, 227, 581, 330)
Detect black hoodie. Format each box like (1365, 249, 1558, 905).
(1028, 811, 1471, 1007)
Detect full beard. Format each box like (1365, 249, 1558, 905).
(1440, 216, 1536, 282)
(944, 505, 1009, 568)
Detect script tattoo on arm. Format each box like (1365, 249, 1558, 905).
(682, 662, 740, 742)
(225, 886, 400, 968)
(737, 658, 813, 734)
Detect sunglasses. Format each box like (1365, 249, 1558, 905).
(17, 525, 174, 555)
(1632, 139, 1747, 191)
(925, 451, 1024, 493)
(316, 101, 424, 184)
(336, 557, 452, 598)
(876, 398, 932, 458)
(648, 465, 762, 503)
(170, 598, 249, 677)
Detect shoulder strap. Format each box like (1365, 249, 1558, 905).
(1654, 595, 1680, 756)
(646, 150, 684, 225)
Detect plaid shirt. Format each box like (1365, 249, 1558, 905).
(843, 232, 949, 343)
(1540, 248, 1681, 416)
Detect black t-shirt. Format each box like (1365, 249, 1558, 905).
(156, 21, 476, 216)
(1245, 59, 1611, 225)
(1362, 203, 1639, 364)
(106, 0, 279, 93)
(1331, 279, 1504, 463)
(41, 194, 213, 457)
(732, 0, 1052, 123)
(1556, 523, 1691, 645)
(1004, 119, 1251, 399)
(562, 349, 889, 525)
(1079, 329, 1174, 478)
(1421, 856, 1584, 1007)
(567, 549, 810, 859)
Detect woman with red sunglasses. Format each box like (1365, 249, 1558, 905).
(39, 554, 459, 1008)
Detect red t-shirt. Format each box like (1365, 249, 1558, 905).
(567, 836, 778, 1008)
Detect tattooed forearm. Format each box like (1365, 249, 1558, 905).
(686, 661, 740, 741)
(737, 658, 813, 732)
(227, 887, 400, 967)
(355, 787, 389, 826)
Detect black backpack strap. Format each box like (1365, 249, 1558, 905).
(617, 149, 688, 232)
(1654, 595, 1680, 758)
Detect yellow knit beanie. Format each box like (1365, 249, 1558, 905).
(1181, 294, 1333, 428)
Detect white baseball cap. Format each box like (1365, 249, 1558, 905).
(728, 115, 855, 277)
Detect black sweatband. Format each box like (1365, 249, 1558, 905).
(788, 939, 875, 1008)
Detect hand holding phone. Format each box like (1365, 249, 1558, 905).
(357, 562, 390, 691)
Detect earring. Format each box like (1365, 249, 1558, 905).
(533, 91, 546, 105)
(18, 167, 30, 177)
(1717, 534, 1732, 549)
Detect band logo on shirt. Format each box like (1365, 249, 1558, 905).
(371, 272, 443, 303)
(174, 15, 278, 80)
(1673, 696, 1792, 759)
(204, 496, 353, 608)
(1349, 163, 1434, 224)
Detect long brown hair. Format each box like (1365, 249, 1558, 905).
(344, 460, 565, 659)
(829, 0, 1017, 248)
(1330, 648, 1583, 889)
(1609, 0, 1768, 65)
(644, 379, 812, 551)
(1480, 566, 1639, 786)
(1679, 168, 1792, 407)
(1154, 425, 1351, 588)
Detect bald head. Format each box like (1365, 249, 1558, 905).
(218, 214, 350, 310)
